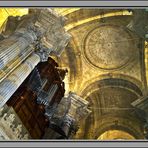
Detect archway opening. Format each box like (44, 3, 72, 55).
(97, 129, 135, 140)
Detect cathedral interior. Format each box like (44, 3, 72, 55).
(0, 8, 148, 140)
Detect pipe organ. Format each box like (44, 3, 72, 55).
(6, 57, 67, 139)
(0, 8, 91, 139)
(0, 8, 71, 108)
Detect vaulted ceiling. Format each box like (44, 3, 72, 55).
(0, 8, 147, 139)
(54, 9, 147, 139)
(55, 9, 147, 96)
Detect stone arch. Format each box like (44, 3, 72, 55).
(75, 77, 144, 139)
(81, 74, 143, 99)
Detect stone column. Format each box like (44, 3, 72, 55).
(49, 92, 91, 138)
(0, 46, 34, 83)
(0, 104, 30, 140)
(0, 28, 38, 70)
(67, 92, 92, 121)
(0, 53, 40, 108)
(0, 8, 71, 108)
(60, 92, 91, 138)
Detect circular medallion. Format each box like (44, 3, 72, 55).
(84, 25, 136, 70)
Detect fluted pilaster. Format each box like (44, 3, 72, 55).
(0, 53, 40, 107)
(0, 30, 37, 70)
(0, 46, 34, 82)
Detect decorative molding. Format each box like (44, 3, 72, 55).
(48, 92, 91, 138)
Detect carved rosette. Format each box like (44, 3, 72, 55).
(83, 24, 136, 70)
